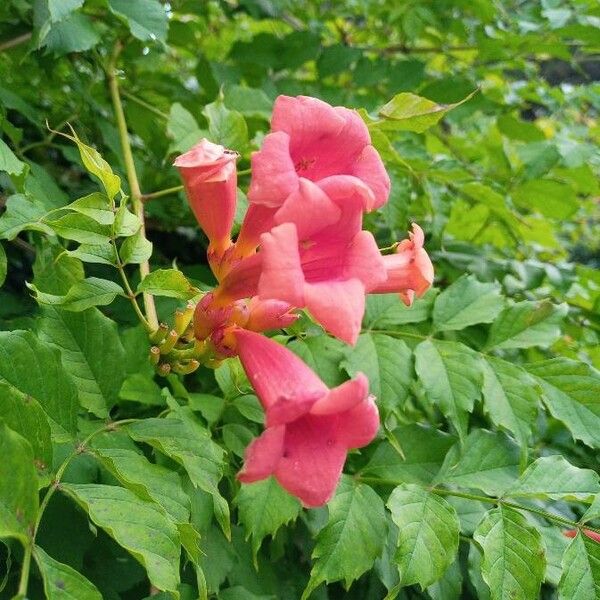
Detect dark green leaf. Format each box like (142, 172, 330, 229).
(137, 269, 197, 300)
(387, 484, 460, 588)
(432, 275, 504, 331)
(0, 330, 78, 438)
(473, 506, 545, 600)
(343, 333, 413, 414)
(414, 339, 482, 439)
(108, 0, 168, 42)
(236, 477, 301, 561)
(303, 477, 387, 597)
(34, 545, 102, 600)
(526, 358, 600, 448)
(0, 421, 38, 544)
(38, 307, 127, 417)
(485, 300, 568, 350)
(62, 483, 180, 594)
(559, 532, 600, 600)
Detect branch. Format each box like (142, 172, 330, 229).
(107, 43, 159, 331)
(0, 32, 32, 53)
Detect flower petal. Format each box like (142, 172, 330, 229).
(304, 279, 365, 345)
(310, 373, 369, 416)
(248, 131, 298, 207)
(274, 414, 347, 507)
(351, 144, 391, 209)
(339, 395, 380, 448)
(234, 329, 327, 411)
(238, 425, 285, 483)
(259, 223, 305, 306)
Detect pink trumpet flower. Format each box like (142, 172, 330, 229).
(257, 179, 386, 345)
(372, 223, 434, 305)
(174, 139, 238, 256)
(233, 329, 379, 507)
(248, 95, 390, 211)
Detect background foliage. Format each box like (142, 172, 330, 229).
(1, 0, 599, 598)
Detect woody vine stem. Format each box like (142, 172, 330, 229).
(107, 41, 159, 332)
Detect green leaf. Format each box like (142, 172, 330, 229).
(38, 307, 127, 418)
(61, 129, 121, 200)
(46, 0, 84, 22)
(559, 532, 600, 600)
(224, 85, 272, 120)
(376, 90, 477, 133)
(362, 424, 456, 485)
(34, 545, 102, 600)
(0, 381, 53, 472)
(303, 477, 387, 598)
(526, 358, 600, 448)
(137, 269, 197, 300)
(41, 13, 100, 55)
(482, 356, 538, 447)
(120, 374, 164, 406)
(363, 292, 434, 328)
(0, 194, 52, 240)
(66, 241, 117, 266)
(288, 335, 348, 387)
(0, 330, 78, 438)
(512, 179, 578, 220)
(93, 447, 190, 524)
(167, 103, 205, 153)
(0, 421, 38, 544)
(427, 558, 463, 600)
(0, 243, 6, 287)
(506, 456, 600, 502)
(387, 484, 460, 588)
(436, 430, 520, 496)
(114, 203, 141, 237)
(203, 98, 248, 152)
(62, 483, 180, 594)
(64, 192, 115, 225)
(473, 506, 545, 600)
(414, 339, 482, 439)
(485, 300, 568, 350)
(126, 417, 225, 498)
(0, 138, 25, 175)
(30, 277, 124, 312)
(46, 212, 111, 244)
(343, 333, 413, 414)
(236, 477, 301, 561)
(120, 229, 153, 265)
(432, 275, 504, 331)
(108, 0, 168, 42)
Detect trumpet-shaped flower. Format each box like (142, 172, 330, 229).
(175, 139, 238, 256)
(234, 329, 379, 507)
(248, 95, 390, 211)
(372, 223, 434, 305)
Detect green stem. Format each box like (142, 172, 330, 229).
(17, 419, 138, 597)
(16, 543, 32, 598)
(107, 42, 159, 331)
(0, 32, 32, 53)
(358, 476, 600, 535)
(121, 89, 169, 120)
(142, 184, 184, 202)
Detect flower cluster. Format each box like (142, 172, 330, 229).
(175, 95, 434, 506)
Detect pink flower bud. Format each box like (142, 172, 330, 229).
(174, 139, 238, 255)
(564, 529, 600, 543)
(245, 298, 298, 333)
(371, 223, 434, 305)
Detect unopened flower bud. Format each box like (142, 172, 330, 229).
(172, 359, 200, 375)
(157, 363, 171, 377)
(149, 346, 161, 365)
(175, 302, 195, 336)
(159, 330, 179, 354)
(150, 323, 169, 344)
